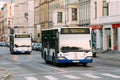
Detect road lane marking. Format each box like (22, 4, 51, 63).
(63, 75, 80, 79)
(82, 73, 102, 78)
(25, 77, 38, 80)
(44, 76, 58, 80)
(102, 73, 120, 78)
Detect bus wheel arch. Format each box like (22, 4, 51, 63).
(44, 52, 49, 64)
(82, 63, 87, 67)
(52, 53, 58, 66)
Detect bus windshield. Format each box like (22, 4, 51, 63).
(61, 46, 90, 52)
(60, 34, 91, 51)
(14, 38, 31, 47)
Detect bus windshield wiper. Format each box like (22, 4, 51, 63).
(14, 44, 19, 47)
(61, 46, 90, 52)
(20, 45, 30, 47)
(14, 44, 30, 47)
(61, 46, 82, 52)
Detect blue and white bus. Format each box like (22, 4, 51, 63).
(41, 27, 93, 66)
(9, 33, 32, 54)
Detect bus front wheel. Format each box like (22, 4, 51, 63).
(52, 55, 58, 66)
(44, 54, 49, 64)
(82, 63, 87, 67)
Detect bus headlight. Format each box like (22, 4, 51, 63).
(58, 52, 65, 60)
(28, 47, 32, 51)
(86, 56, 92, 59)
(58, 57, 65, 60)
(58, 52, 64, 56)
(13, 48, 18, 51)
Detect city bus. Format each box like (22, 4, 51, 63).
(9, 33, 32, 54)
(41, 27, 93, 66)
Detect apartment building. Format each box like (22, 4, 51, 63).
(50, 0, 80, 27)
(39, 0, 80, 28)
(1, 3, 14, 42)
(90, 0, 120, 52)
(36, 0, 91, 42)
(79, 0, 91, 27)
(0, 11, 3, 41)
(34, 0, 40, 42)
(48, 0, 90, 27)
(39, 0, 49, 29)
(14, 0, 34, 39)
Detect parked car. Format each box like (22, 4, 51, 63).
(32, 43, 42, 51)
(0, 42, 8, 47)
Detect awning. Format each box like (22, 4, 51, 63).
(112, 23, 120, 28)
(89, 25, 103, 29)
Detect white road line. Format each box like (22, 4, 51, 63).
(102, 73, 120, 78)
(44, 76, 58, 80)
(25, 77, 38, 80)
(82, 73, 102, 78)
(63, 75, 80, 79)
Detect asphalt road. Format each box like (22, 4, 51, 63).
(0, 47, 120, 80)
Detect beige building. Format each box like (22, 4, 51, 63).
(35, 0, 91, 42)
(0, 11, 3, 41)
(38, 0, 80, 28)
(1, 2, 14, 42)
(49, 0, 80, 27)
(39, 0, 49, 29)
(14, 0, 34, 39)
(34, 0, 40, 42)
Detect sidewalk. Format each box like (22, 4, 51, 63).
(96, 50, 120, 60)
(0, 66, 13, 80)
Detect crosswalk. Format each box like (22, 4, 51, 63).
(20, 72, 120, 80)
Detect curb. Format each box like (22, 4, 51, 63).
(96, 53, 120, 60)
(0, 67, 13, 80)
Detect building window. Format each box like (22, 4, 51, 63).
(103, 1, 109, 16)
(72, 8, 77, 20)
(57, 12, 62, 23)
(95, 2, 97, 18)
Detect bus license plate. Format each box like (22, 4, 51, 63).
(21, 51, 25, 53)
(72, 60, 79, 63)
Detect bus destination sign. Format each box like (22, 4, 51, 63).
(61, 28, 90, 34)
(15, 34, 30, 38)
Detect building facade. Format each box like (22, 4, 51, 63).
(79, 0, 91, 27)
(0, 11, 3, 41)
(14, 0, 34, 39)
(50, 0, 80, 27)
(48, 0, 91, 27)
(1, 3, 14, 43)
(39, 0, 49, 29)
(34, 0, 40, 42)
(90, 0, 120, 52)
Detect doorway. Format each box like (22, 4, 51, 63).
(105, 28, 111, 50)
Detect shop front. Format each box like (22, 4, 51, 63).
(112, 23, 120, 51)
(90, 25, 103, 51)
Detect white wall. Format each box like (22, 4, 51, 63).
(91, 0, 120, 25)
